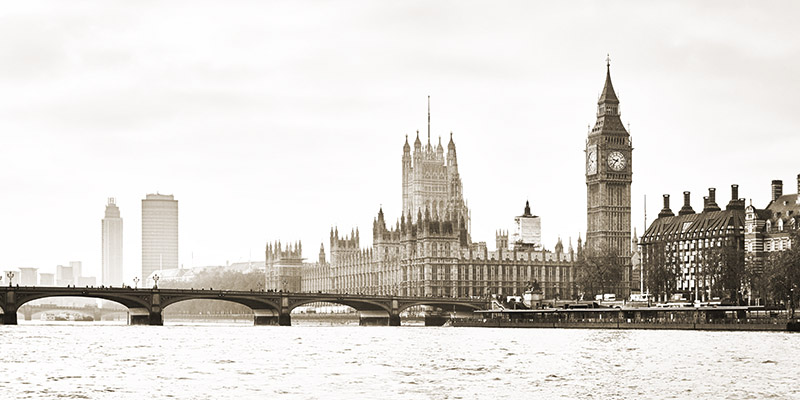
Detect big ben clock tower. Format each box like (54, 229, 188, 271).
(586, 56, 632, 259)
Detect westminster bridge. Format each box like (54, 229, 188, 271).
(0, 286, 488, 326)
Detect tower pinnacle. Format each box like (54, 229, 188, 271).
(427, 95, 431, 146)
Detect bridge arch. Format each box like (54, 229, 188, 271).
(287, 297, 392, 314)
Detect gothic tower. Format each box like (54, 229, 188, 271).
(402, 97, 469, 232)
(585, 57, 632, 258)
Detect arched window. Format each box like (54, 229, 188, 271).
(778, 219, 784, 232)
(766, 220, 772, 232)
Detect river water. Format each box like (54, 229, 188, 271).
(1, 321, 799, 399)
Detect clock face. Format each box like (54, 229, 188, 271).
(607, 151, 626, 171)
(586, 147, 597, 175)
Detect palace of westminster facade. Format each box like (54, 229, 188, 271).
(266, 62, 637, 299)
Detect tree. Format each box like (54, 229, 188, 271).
(706, 243, 746, 303)
(576, 246, 626, 300)
(643, 241, 678, 302)
(763, 231, 800, 310)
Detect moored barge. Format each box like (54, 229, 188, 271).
(452, 306, 800, 332)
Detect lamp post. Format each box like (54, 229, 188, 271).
(791, 285, 796, 320)
(153, 274, 160, 289)
(6, 271, 14, 287)
(133, 277, 139, 289)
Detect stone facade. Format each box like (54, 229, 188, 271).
(265, 241, 303, 292)
(279, 107, 579, 299)
(402, 98, 469, 230)
(585, 60, 633, 259)
(640, 186, 746, 301)
(745, 176, 800, 273)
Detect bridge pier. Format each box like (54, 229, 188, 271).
(23, 308, 32, 321)
(253, 309, 286, 326)
(3, 310, 17, 325)
(359, 310, 390, 326)
(130, 311, 162, 326)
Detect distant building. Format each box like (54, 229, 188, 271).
(265, 242, 303, 292)
(142, 193, 178, 285)
(640, 186, 746, 301)
(70, 261, 83, 283)
(39, 273, 55, 286)
(56, 265, 74, 286)
(102, 197, 124, 286)
(510, 201, 542, 250)
(19, 267, 38, 286)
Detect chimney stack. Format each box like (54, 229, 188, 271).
(772, 180, 783, 201)
(726, 184, 744, 210)
(658, 194, 675, 218)
(704, 188, 721, 212)
(679, 191, 695, 215)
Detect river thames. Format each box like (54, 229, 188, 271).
(1, 321, 799, 399)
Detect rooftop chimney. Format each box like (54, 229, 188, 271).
(772, 180, 783, 202)
(704, 188, 721, 212)
(658, 194, 675, 218)
(679, 191, 695, 215)
(726, 184, 745, 210)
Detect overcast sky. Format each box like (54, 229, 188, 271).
(1, 1, 799, 283)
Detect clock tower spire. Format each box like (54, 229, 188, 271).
(585, 56, 633, 263)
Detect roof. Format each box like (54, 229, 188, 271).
(642, 208, 745, 243)
(765, 194, 800, 223)
(598, 65, 619, 104)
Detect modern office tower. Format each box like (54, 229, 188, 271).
(141, 193, 179, 285)
(102, 198, 124, 286)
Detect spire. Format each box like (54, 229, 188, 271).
(599, 54, 619, 104)
(414, 130, 421, 149)
(448, 131, 455, 149)
(436, 136, 443, 153)
(523, 200, 532, 217)
(427, 95, 431, 146)
(403, 134, 410, 152)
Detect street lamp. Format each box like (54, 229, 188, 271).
(153, 274, 160, 289)
(133, 277, 139, 289)
(6, 271, 14, 287)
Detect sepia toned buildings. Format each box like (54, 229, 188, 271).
(101, 197, 124, 286)
(745, 176, 800, 273)
(269, 116, 580, 299)
(640, 187, 746, 301)
(142, 193, 179, 284)
(266, 61, 641, 300)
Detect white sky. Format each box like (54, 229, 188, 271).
(1, 1, 799, 284)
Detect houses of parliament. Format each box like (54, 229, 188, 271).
(265, 61, 634, 299)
